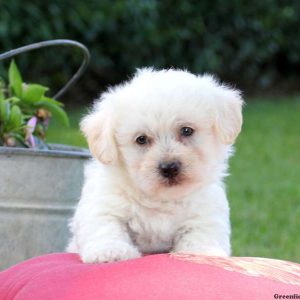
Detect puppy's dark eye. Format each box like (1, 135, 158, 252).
(180, 127, 194, 137)
(136, 135, 148, 145)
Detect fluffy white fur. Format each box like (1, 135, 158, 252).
(67, 68, 243, 263)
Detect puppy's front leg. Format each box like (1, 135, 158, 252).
(68, 196, 140, 263)
(173, 185, 231, 257)
(81, 218, 140, 263)
(173, 222, 230, 257)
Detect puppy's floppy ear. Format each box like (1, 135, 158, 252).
(80, 98, 118, 164)
(213, 85, 244, 145)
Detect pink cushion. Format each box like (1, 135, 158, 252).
(1, 253, 299, 300)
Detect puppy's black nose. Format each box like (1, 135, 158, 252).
(159, 161, 182, 179)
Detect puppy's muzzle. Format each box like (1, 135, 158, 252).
(158, 161, 182, 179)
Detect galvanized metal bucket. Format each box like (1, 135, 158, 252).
(0, 40, 91, 269)
(0, 145, 90, 269)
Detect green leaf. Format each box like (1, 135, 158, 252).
(8, 60, 23, 98)
(23, 84, 49, 104)
(0, 99, 11, 123)
(8, 105, 23, 129)
(6, 97, 21, 104)
(0, 77, 6, 100)
(35, 99, 69, 127)
(41, 96, 64, 107)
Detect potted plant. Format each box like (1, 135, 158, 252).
(0, 40, 91, 270)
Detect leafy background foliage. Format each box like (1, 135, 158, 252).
(1, 1, 300, 104)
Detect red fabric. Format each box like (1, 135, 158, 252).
(0, 253, 299, 300)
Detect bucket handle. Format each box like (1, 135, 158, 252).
(0, 39, 90, 99)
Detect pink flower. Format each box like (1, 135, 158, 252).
(25, 116, 37, 148)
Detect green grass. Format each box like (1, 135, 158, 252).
(47, 98, 300, 262)
(228, 97, 300, 262)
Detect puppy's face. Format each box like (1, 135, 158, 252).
(115, 101, 224, 199)
(81, 69, 243, 200)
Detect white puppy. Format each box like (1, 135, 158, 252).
(67, 68, 243, 263)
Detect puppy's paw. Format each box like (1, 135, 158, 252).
(81, 241, 141, 263)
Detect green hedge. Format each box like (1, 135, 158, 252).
(1, 1, 299, 102)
